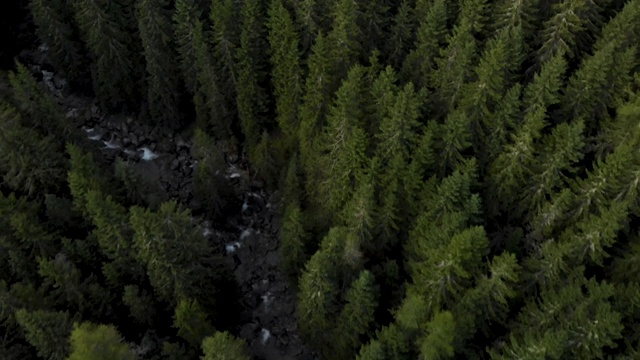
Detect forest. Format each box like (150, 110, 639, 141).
(1, 0, 640, 359)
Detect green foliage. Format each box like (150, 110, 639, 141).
(201, 332, 250, 360)
(173, 298, 214, 346)
(0, 103, 67, 196)
(236, 0, 270, 151)
(67, 322, 135, 360)
(15, 309, 72, 360)
(122, 284, 155, 326)
(137, 0, 181, 127)
(335, 270, 379, 359)
(129, 201, 226, 309)
(418, 311, 456, 360)
(280, 204, 309, 278)
(192, 129, 229, 215)
(28, 0, 87, 83)
(74, 0, 141, 109)
(267, 0, 303, 138)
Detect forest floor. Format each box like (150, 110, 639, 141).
(24, 48, 317, 360)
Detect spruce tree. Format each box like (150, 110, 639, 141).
(236, 0, 270, 152)
(136, 0, 181, 128)
(0, 103, 67, 196)
(209, 0, 240, 120)
(201, 332, 251, 360)
(173, 298, 214, 346)
(74, 0, 141, 109)
(67, 322, 135, 360)
(401, 0, 448, 89)
(15, 309, 72, 360)
(335, 270, 379, 360)
(29, 0, 87, 84)
(267, 0, 304, 138)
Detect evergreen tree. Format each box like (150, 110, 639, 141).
(28, 0, 87, 84)
(173, 298, 215, 346)
(401, 0, 447, 89)
(191, 129, 229, 216)
(267, 0, 304, 138)
(129, 201, 227, 309)
(122, 284, 155, 326)
(297, 227, 346, 351)
(0, 103, 67, 196)
(280, 204, 309, 278)
(137, 0, 182, 128)
(201, 332, 251, 360)
(318, 65, 370, 213)
(385, 0, 413, 70)
(74, 0, 141, 109)
(418, 311, 456, 360)
(536, 0, 605, 64)
(8, 62, 70, 138)
(562, 42, 636, 132)
(209, 0, 239, 121)
(15, 309, 72, 360)
(335, 270, 379, 359)
(236, 0, 270, 152)
(67, 322, 135, 360)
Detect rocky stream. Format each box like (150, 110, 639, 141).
(27, 54, 317, 360)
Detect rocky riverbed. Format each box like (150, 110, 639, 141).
(28, 58, 316, 360)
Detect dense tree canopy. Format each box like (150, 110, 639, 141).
(1, 0, 639, 358)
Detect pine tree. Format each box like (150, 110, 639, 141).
(174, 0, 228, 136)
(326, 0, 362, 80)
(15, 309, 72, 360)
(192, 129, 229, 216)
(74, 0, 141, 109)
(173, 298, 215, 346)
(536, 0, 605, 64)
(562, 42, 636, 132)
(0, 103, 67, 196)
(136, 0, 181, 128)
(432, 20, 477, 112)
(236, 0, 270, 152)
(201, 332, 251, 360)
(411, 226, 489, 311)
(8, 62, 70, 138)
(401, 0, 448, 89)
(67, 322, 135, 360)
(122, 285, 155, 326)
(28, 0, 87, 84)
(385, 0, 414, 70)
(297, 227, 346, 350)
(173, 0, 200, 93)
(209, 0, 240, 120)
(510, 275, 623, 359)
(298, 32, 332, 171)
(521, 120, 585, 217)
(357, 0, 390, 57)
(335, 270, 379, 359)
(280, 204, 309, 278)
(418, 311, 456, 360)
(459, 26, 525, 153)
(129, 201, 227, 309)
(318, 65, 370, 213)
(267, 0, 304, 138)
(492, 0, 539, 36)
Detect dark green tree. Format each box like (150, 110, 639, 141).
(201, 332, 251, 360)
(74, 0, 141, 109)
(267, 0, 304, 138)
(136, 0, 182, 128)
(28, 0, 87, 83)
(67, 322, 135, 360)
(15, 309, 72, 360)
(236, 0, 271, 154)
